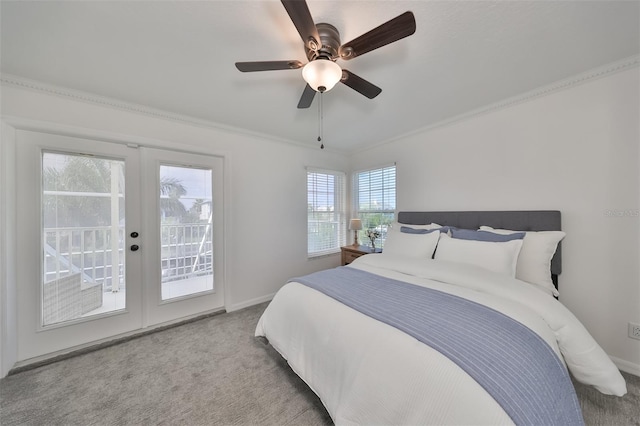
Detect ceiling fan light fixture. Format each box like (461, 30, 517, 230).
(302, 59, 342, 92)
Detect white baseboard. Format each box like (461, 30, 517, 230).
(226, 293, 275, 313)
(610, 355, 640, 377)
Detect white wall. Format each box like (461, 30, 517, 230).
(351, 67, 640, 373)
(2, 66, 639, 375)
(0, 122, 18, 377)
(0, 83, 347, 373)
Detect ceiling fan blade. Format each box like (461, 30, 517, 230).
(297, 84, 316, 108)
(281, 0, 321, 51)
(339, 11, 416, 60)
(235, 60, 303, 72)
(340, 70, 382, 99)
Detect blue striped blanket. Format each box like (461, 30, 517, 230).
(290, 266, 584, 426)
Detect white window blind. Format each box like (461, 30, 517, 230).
(307, 168, 346, 257)
(354, 164, 396, 247)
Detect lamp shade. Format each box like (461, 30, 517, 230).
(349, 218, 363, 231)
(302, 59, 342, 92)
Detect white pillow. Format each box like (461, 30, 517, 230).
(434, 234, 523, 277)
(382, 229, 440, 258)
(479, 226, 565, 297)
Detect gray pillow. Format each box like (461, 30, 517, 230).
(401, 226, 450, 234)
(451, 228, 526, 242)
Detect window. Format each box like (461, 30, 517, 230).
(158, 164, 214, 301)
(307, 168, 346, 257)
(354, 164, 396, 248)
(41, 151, 127, 325)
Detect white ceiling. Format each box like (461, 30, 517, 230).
(1, 1, 638, 152)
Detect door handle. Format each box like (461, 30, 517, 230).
(130, 244, 139, 251)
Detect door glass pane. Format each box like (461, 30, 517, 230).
(42, 152, 126, 326)
(159, 165, 214, 300)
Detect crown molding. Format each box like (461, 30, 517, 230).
(2, 54, 637, 156)
(356, 54, 640, 153)
(0, 73, 348, 155)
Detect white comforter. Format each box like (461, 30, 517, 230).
(255, 254, 626, 425)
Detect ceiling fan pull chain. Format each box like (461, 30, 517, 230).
(318, 91, 324, 149)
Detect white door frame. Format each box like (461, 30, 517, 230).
(7, 124, 227, 366)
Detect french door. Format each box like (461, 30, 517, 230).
(15, 130, 224, 362)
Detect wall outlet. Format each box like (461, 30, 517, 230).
(629, 322, 640, 340)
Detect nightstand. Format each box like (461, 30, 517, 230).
(341, 245, 382, 266)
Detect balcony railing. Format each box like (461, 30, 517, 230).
(44, 223, 213, 292)
(44, 226, 124, 292)
(161, 223, 213, 283)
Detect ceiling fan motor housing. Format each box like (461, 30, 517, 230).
(306, 23, 342, 62)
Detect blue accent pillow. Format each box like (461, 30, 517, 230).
(401, 226, 450, 234)
(451, 228, 526, 242)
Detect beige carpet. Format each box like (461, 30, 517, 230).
(1, 302, 638, 425)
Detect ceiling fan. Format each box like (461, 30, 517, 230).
(235, 0, 416, 109)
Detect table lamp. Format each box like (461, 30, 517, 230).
(349, 219, 363, 246)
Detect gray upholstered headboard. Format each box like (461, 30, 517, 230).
(397, 210, 562, 287)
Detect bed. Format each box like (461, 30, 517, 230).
(255, 211, 626, 425)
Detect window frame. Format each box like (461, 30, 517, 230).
(307, 167, 347, 258)
(352, 163, 396, 248)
